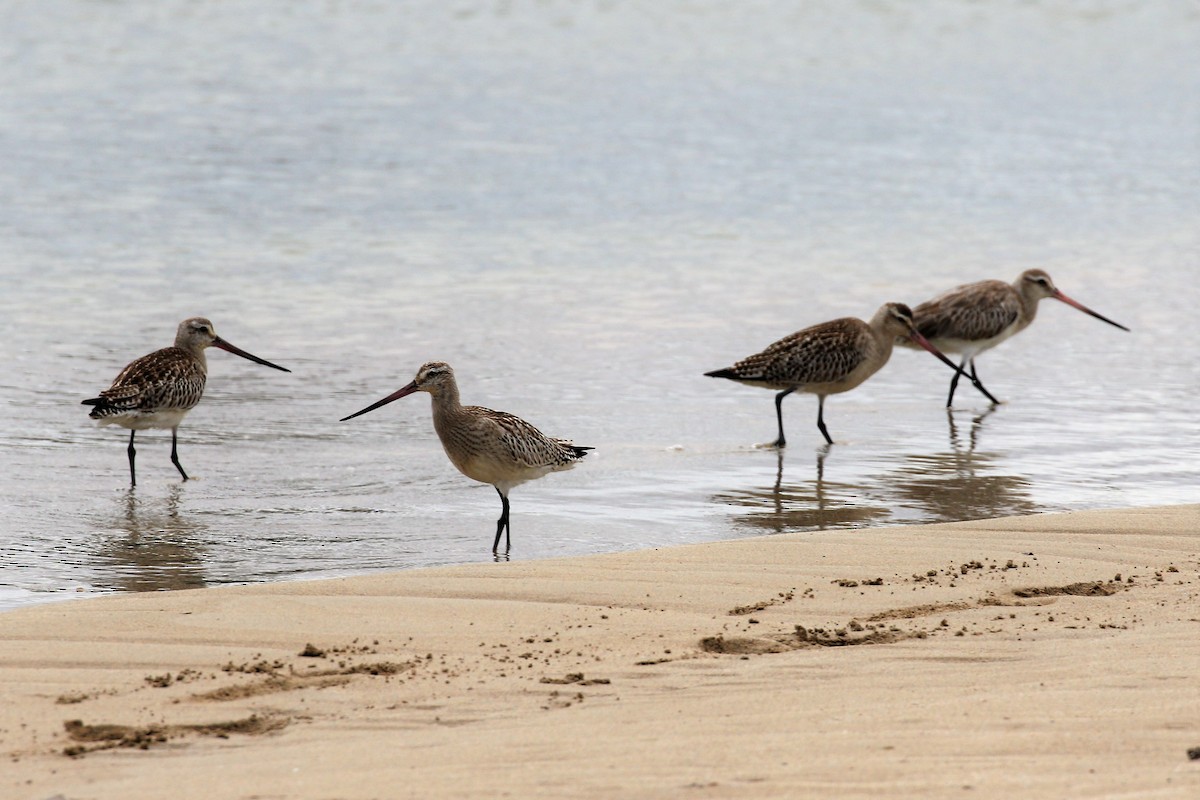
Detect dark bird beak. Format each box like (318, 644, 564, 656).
(212, 337, 291, 372)
(907, 329, 968, 377)
(340, 381, 420, 421)
(1051, 291, 1131, 332)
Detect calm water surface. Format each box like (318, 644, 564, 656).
(2, 1, 1198, 609)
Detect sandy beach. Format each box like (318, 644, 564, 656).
(1, 505, 1197, 799)
(3, 3, 1197, 797)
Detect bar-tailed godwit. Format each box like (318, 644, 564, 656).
(340, 361, 592, 554)
(82, 317, 290, 485)
(706, 302, 964, 447)
(905, 269, 1130, 407)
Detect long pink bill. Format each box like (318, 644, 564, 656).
(908, 330, 969, 377)
(1052, 291, 1131, 332)
(340, 382, 419, 422)
(213, 337, 292, 372)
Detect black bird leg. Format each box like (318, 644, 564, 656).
(968, 360, 1000, 405)
(127, 430, 137, 487)
(948, 357, 1000, 407)
(815, 395, 833, 445)
(772, 389, 794, 448)
(492, 488, 511, 553)
(170, 428, 190, 481)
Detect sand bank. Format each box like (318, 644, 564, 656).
(2, 505, 1199, 799)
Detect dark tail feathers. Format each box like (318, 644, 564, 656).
(81, 396, 118, 419)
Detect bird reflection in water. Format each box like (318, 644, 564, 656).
(94, 485, 209, 592)
(882, 407, 1038, 523)
(712, 445, 891, 533)
(713, 407, 1036, 533)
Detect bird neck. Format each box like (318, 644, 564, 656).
(866, 314, 901, 356)
(175, 344, 208, 371)
(1012, 280, 1042, 325)
(871, 329, 897, 362)
(428, 380, 465, 420)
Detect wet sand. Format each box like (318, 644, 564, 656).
(2, 504, 1199, 799)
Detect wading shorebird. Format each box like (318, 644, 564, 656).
(340, 361, 592, 554)
(705, 302, 966, 447)
(82, 317, 291, 486)
(904, 269, 1130, 407)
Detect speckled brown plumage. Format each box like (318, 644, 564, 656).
(712, 317, 879, 391)
(340, 361, 591, 554)
(436, 404, 589, 482)
(83, 317, 290, 486)
(912, 279, 1027, 345)
(707, 302, 960, 447)
(85, 346, 208, 422)
(904, 269, 1129, 407)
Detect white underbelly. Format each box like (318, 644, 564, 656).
(94, 409, 191, 431)
(927, 329, 1017, 358)
(450, 450, 576, 493)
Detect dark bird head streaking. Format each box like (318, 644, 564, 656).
(177, 317, 291, 372)
(338, 361, 455, 422)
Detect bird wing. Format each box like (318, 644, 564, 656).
(93, 347, 206, 413)
(473, 408, 583, 469)
(733, 318, 871, 386)
(913, 280, 1021, 342)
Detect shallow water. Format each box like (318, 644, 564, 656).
(2, 1, 1198, 608)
